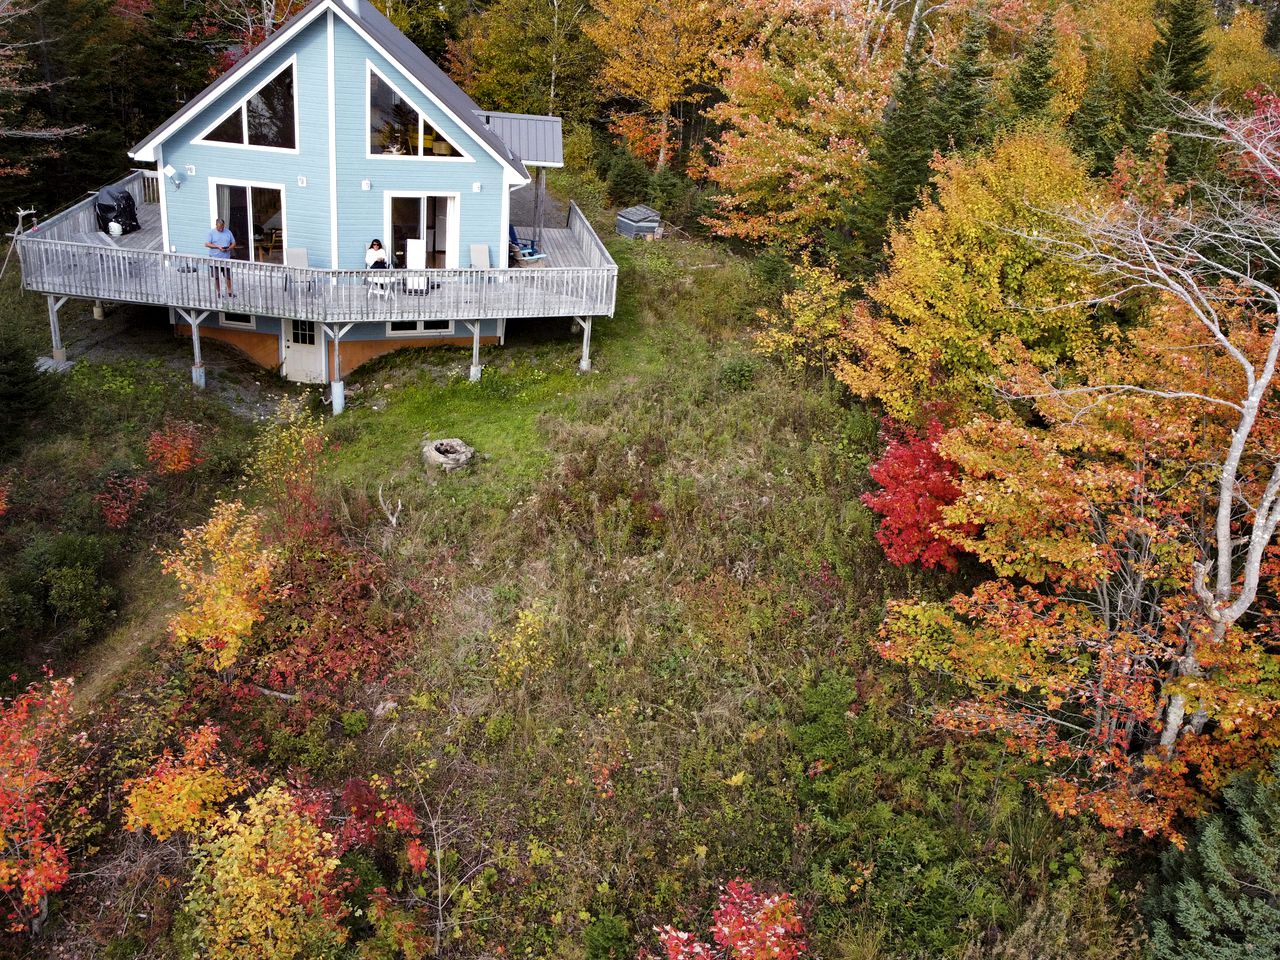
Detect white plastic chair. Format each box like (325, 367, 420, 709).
(284, 247, 313, 294)
(469, 244, 491, 269)
(405, 237, 431, 295)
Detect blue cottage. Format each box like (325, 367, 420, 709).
(16, 0, 615, 405)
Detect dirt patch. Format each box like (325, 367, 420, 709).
(71, 302, 296, 420)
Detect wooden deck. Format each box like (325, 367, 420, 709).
(18, 171, 617, 324)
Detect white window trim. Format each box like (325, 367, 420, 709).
(383, 190, 461, 269)
(218, 312, 257, 330)
(207, 176, 289, 263)
(385, 319, 456, 338)
(365, 61, 472, 163)
(192, 55, 301, 155)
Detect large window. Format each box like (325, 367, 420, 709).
(368, 67, 460, 158)
(201, 61, 297, 150)
(213, 182, 285, 264)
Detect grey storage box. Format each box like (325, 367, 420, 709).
(616, 204, 661, 239)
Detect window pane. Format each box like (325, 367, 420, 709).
(205, 110, 244, 144)
(222, 313, 253, 327)
(389, 321, 418, 333)
(247, 66, 295, 148)
(250, 187, 284, 263)
(370, 72, 418, 155)
(422, 121, 459, 157)
(421, 320, 451, 331)
(215, 184, 250, 261)
(390, 195, 421, 267)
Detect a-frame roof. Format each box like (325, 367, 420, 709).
(129, 0, 530, 182)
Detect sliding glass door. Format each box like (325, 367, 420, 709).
(387, 194, 453, 269)
(213, 182, 285, 264)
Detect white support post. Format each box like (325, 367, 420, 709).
(177, 309, 210, 389)
(92, 300, 104, 321)
(46, 296, 68, 362)
(575, 316, 593, 373)
(534, 168, 547, 244)
(465, 321, 482, 382)
(323, 323, 355, 414)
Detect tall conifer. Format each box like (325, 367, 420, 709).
(1008, 13, 1058, 121)
(931, 7, 993, 152)
(848, 37, 935, 272)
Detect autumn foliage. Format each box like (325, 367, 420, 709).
(184, 784, 348, 960)
(0, 677, 75, 933)
(656, 880, 806, 960)
(123, 723, 241, 841)
(162, 500, 277, 671)
(146, 419, 205, 474)
(861, 420, 968, 572)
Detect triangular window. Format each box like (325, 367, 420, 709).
(368, 66, 460, 158)
(198, 61, 296, 149)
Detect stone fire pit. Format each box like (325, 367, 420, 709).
(422, 437, 475, 473)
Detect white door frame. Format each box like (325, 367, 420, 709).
(283, 318, 325, 383)
(207, 176, 289, 262)
(383, 191, 460, 268)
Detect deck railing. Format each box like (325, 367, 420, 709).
(17, 172, 617, 322)
(17, 237, 617, 322)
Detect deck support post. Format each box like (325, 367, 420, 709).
(533, 167, 547, 244)
(322, 323, 355, 414)
(464, 321, 482, 382)
(176, 309, 210, 389)
(92, 300, 104, 321)
(574, 316, 592, 373)
(46, 296, 69, 362)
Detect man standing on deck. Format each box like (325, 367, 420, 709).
(205, 218, 236, 298)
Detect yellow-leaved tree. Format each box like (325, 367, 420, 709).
(162, 500, 277, 671)
(123, 723, 242, 842)
(584, 0, 736, 166)
(840, 128, 1106, 424)
(183, 784, 347, 960)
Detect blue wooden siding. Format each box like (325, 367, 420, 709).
(155, 11, 507, 271)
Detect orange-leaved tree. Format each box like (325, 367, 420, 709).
(162, 500, 277, 672)
(123, 723, 242, 841)
(874, 103, 1280, 840)
(0, 676, 76, 934)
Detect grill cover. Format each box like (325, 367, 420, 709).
(94, 185, 141, 235)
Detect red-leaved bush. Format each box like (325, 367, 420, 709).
(146, 420, 205, 475)
(95, 475, 151, 529)
(861, 419, 968, 572)
(656, 880, 806, 960)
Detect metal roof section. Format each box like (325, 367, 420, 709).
(128, 0, 529, 182)
(473, 111, 563, 168)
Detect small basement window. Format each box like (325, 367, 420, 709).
(219, 312, 256, 329)
(386, 319, 454, 336)
(199, 60, 297, 150)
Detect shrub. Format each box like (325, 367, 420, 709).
(46, 563, 116, 649)
(184, 784, 348, 960)
(124, 723, 241, 841)
(340, 709, 369, 737)
(1146, 753, 1280, 959)
(717, 356, 758, 392)
(861, 420, 969, 572)
(607, 151, 651, 206)
(0, 339, 52, 458)
(584, 912, 632, 960)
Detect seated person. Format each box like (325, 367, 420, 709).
(366, 238, 389, 268)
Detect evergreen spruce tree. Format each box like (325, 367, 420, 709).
(1147, 752, 1280, 960)
(1146, 0, 1214, 98)
(931, 7, 993, 153)
(1070, 59, 1125, 176)
(1007, 13, 1058, 121)
(1122, 0, 1214, 179)
(1266, 0, 1280, 52)
(847, 37, 935, 272)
